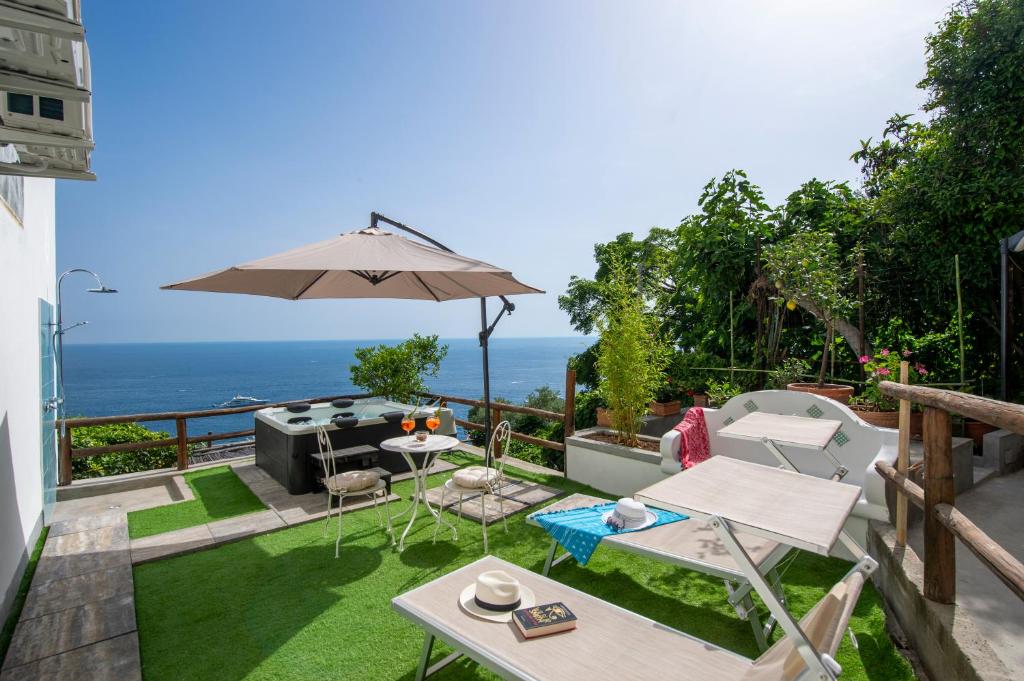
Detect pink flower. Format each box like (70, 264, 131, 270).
(876, 367, 891, 376)
(880, 348, 890, 357)
(918, 368, 928, 376)
(859, 355, 871, 364)
(902, 349, 912, 357)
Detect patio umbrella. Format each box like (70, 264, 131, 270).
(162, 212, 543, 461)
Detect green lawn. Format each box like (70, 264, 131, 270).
(133, 452, 916, 681)
(128, 465, 266, 539)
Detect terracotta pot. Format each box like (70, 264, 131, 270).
(596, 407, 612, 428)
(850, 407, 923, 437)
(649, 400, 681, 417)
(963, 419, 997, 452)
(786, 382, 854, 404)
(692, 393, 709, 408)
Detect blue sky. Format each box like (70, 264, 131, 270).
(58, 0, 950, 343)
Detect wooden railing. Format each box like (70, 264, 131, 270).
(57, 367, 580, 485)
(56, 393, 369, 485)
(875, 379, 1024, 603)
(417, 368, 577, 460)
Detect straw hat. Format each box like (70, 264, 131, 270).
(601, 498, 657, 531)
(459, 570, 536, 622)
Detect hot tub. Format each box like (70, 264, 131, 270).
(254, 397, 456, 495)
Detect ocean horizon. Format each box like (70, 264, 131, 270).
(62, 337, 593, 436)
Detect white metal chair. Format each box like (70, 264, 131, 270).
(433, 420, 512, 553)
(315, 425, 394, 558)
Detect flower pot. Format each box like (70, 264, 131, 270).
(596, 407, 613, 428)
(649, 400, 681, 417)
(786, 382, 854, 404)
(963, 419, 997, 452)
(692, 393, 709, 408)
(850, 407, 923, 437)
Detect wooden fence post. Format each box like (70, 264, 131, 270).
(176, 417, 189, 471)
(491, 408, 503, 459)
(58, 425, 73, 486)
(896, 361, 911, 546)
(564, 368, 576, 438)
(923, 406, 955, 603)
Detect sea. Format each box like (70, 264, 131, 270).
(62, 337, 592, 437)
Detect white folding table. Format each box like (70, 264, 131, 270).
(635, 456, 877, 680)
(717, 411, 864, 558)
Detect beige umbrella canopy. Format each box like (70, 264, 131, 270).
(162, 213, 543, 460)
(161, 226, 542, 301)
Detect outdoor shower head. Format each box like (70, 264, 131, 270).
(87, 286, 118, 293)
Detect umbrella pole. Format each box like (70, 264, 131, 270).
(480, 297, 493, 467)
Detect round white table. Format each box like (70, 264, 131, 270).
(381, 434, 460, 552)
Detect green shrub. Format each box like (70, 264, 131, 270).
(350, 334, 448, 402)
(71, 422, 180, 480)
(767, 357, 812, 389)
(573, 390, 606, 430)
(705, 380, 743, 408)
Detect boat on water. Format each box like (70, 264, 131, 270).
(215, 395, 268, 408)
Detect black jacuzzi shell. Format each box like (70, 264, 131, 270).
(254, 403, 455, 495)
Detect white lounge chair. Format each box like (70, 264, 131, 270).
(393, 554, 872, 681)
(526, 493, 792, 650)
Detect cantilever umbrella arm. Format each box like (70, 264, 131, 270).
(372, 211, 516, 462)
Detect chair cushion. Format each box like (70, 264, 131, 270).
(452, 465, 497, 489)
(326, 469, 380, 493)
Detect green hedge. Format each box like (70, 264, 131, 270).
(71, 422, 183, 480)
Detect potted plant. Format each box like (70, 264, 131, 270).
(705, 379, 743, 408)
(767, 357, 811, 389)
(765, 231, 856, 403)
(650, 376, 681, 417)
(849, 349, 924, 437)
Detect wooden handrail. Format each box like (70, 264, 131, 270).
(934, 503, 1024, 601)
(59, 393, 371, 428)
(454, 418, 566, 452)
(875, 461, 925, 508)
(418, 392, 564, 422)
(879, 381, 1024, 434)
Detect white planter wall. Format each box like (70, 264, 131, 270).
(0, 177, 56, 622)
(565, 428, 671, 497)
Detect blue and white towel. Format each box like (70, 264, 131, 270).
(533, 502, 688, 566)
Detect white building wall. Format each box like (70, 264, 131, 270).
(0, 176, 56, 622)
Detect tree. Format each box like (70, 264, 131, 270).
(853, 0, 1024, 386)
(349, 334, 448, 402)
(765, 231, 856, 386)
(597, 258, 670, 446)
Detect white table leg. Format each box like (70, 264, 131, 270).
(398, 455, 423, 552)
(417, 452, 457, 539)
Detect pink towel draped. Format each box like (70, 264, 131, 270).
(673, 407, 711, 469)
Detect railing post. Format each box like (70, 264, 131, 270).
(175, 417, 188, 471)
(491, 408, 502, 459)
(896, 361, 911, 546)
(923, 406, 955, 603)
(564, 368, 576, 438)
(58, 424, 73, 486)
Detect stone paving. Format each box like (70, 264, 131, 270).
(424, 477, 563, 523)
(1, 511, 140, 681)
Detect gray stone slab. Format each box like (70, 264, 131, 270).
(3, 593, 136, 669)
(130, 525, 215, 564)
(207, 510, 286, 542)
(0, 633, 141, 681)
(34, 525, 131, 586)
(21, 564, 134, 620)
(425, 479, 561, 524)
(48, 511, 126, 538)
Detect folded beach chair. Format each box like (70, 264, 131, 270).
(393, 555, 871, 681)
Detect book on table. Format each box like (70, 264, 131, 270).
(512, 602, 577, 639)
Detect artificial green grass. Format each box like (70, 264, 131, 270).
(133, 453, 916, 681)
(128, 465, 266, 539)
(0, 525, 48, 668)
